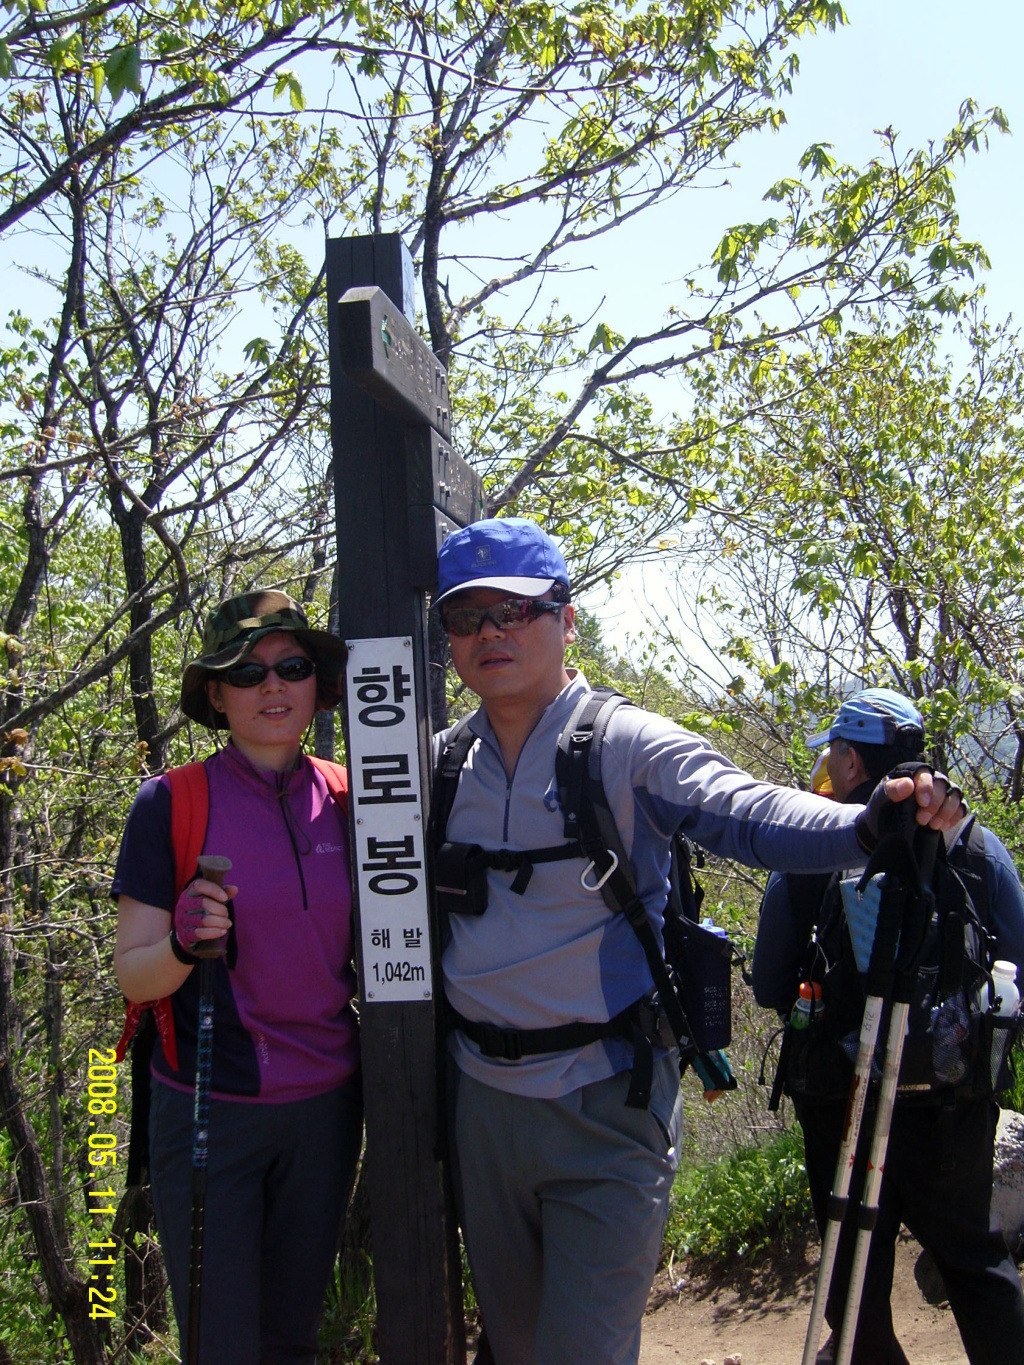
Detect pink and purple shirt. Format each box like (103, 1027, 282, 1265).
(112, 743, 358, 1103)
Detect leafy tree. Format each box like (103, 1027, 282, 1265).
(0, 0, 378, 235)
(644, 307, 1024, 797)
(0, 1, 1013, 1357)
(3, 0, 1004, 584)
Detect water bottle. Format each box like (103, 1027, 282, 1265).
(931, 992, 970, 1086)
(988, 960, 1020, 1090)
(790, 981, 823, 1031)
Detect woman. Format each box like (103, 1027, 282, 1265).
(113, 589, 361, 1364)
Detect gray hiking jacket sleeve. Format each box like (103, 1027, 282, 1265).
(435, 675, 870, 1099)
(598, 701, 865, 875)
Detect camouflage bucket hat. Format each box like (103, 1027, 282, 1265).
(180, 589, 347, 730)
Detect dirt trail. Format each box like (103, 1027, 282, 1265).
(639, 1229, 976, 1365)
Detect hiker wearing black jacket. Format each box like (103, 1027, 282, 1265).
(753, 688, 1024, 1365)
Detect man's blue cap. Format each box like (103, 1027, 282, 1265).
(808, 687, 925, 750)
(435, 518, 570, 606)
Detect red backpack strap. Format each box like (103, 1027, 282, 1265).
(114, 997, 177, 1068)
(308, 755, 349, 818)
(167, 761, 210, 898)
(116, 763, 209, 1070)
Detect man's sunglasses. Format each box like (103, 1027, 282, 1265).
(221, 656, 316, 688)
(440, 597, 566, 637)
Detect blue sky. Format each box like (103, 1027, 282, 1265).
(583, 0, 1024, 649)
(573, 0, 1024, 340)
(770, 0, 1023, 325)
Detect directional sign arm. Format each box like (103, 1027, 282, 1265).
(405, 427, 485, 527)
(337, 286, 451, 439)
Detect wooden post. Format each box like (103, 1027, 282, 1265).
(325, 234, 484, 1365)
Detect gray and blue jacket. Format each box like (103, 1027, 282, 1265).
(437, 672, 866, 1098)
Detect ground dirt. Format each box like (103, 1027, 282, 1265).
(637, 1227, 979, 1365)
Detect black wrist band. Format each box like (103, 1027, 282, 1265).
(169, 927, 195, 964)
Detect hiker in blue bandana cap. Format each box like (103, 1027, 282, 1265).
(753, 687, 1024, 1364)
(433, 520, 968, 1365)
(807, 686, 928, 751)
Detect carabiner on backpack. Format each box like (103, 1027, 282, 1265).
(581, 849, 618, 891)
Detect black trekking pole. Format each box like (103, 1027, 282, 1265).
(832, 827, 937, 1365)
(185, 855, 231, 1365)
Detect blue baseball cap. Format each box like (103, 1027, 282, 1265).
(435, 518, 570, 606)
(808, 687, 925, 750)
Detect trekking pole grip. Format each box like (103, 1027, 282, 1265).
(864, 885, 902, 999)
(192, 855, 232, 959)
(892, 827, 940, 1000)
(912, 825, 940, 889)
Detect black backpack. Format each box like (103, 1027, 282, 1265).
(431, 686, 743, 1107)
(770, 817, 1015, 1107)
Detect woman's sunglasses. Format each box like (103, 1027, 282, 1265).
(221, 655, 316, 689)
(440, 597, 566, 637)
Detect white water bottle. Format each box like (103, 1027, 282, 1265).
(989, 960, 1020, 1090)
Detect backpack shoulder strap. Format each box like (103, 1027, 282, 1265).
(308, 755, 349, 818)
(556, 690, 693, 1046)
(949, 816, 990, 926)
(553, 687, 642, 906)
(166, 762, 209, 900)
(117, 764, 205, 1078)
(555, 686, 628, 843)
(430, 713, 480, 844)
(669, 829, 705, 924)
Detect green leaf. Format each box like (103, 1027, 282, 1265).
(799, 142, 837, 179)
(273, 70, 306, 111)
(243, 336, 271, 366)
(48, 34, 84, 73)
(587, 322, 621, 355)
(105, 45, 142, 103)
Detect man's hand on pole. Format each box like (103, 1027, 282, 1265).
(855, 764, 966, 853)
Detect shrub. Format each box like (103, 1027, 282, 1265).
(664, 1127, 813, 1263)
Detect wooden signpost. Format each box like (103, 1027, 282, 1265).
(325, 233, 484, 1365)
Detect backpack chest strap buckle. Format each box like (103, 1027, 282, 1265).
(476, 1023, 524, 1061)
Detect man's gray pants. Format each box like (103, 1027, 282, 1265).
(450, 1052, 683, 1365)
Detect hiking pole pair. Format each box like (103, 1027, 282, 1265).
(185, 855, 231, 1365)
(801, 826, 937, 1365)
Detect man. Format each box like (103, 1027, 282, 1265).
(753, 688, 1024, 1365)
(432, 519, 965, 1365)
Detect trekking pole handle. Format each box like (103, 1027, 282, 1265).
(864, 884, 902, 1000)
(913, 824, 940, 888)
(191, 855, 232, 959)
(892, 826, 940, 1001)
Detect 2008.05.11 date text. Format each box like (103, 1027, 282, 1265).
(84, 1047, 119, 1322)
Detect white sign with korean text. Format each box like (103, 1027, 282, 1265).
(345, 636, 433, 1002)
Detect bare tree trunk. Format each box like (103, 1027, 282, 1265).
(1011, 729, 1024, 805)
(338, 1153, 372, 1289)
(115, 507, 166, 773)
(313, 565, 342, 761)
(114, 1182, 168, 1351)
